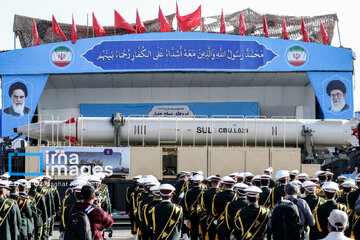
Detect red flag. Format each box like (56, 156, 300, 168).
(220, 9, 226, 34)
(71, 14, 77, 44)
(282, 16, 289, 40)
(136, 9, 146, 33)
(52, 15, 68, 41)
(158, 6, 171, 32)
(93, 12, 106, 37)
(114, 10, 135, 33)
(176, 4, 201, 32)
(300, 17, 310, 42)
(239, 13, 246, 35)
(263, 15, 269, 38)
(320, 20, 328, 45)
(33, 18, 40, 46)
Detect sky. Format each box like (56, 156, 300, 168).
(0, 0, 359, 110)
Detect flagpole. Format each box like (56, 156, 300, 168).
(87, 13, 89, 38)
(336, 20, 342, 47)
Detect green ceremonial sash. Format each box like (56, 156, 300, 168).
(154, 204, 182, 240)
(238, 207, 269, 240)
(0, 198, 15, 227)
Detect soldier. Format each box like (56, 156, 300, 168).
(337, 175, 347, 188)
(0, 180, 20, 240)
(94, 172, 112, 214)
(137, 177, 160, 240)
(38, 175, 55, 240)
(252, 175, 261, 188)
(235, 172, 245, 183)
(313, 181, 347, 239)
(346, 174, 360, 239)
(243, 172, 254, 186)
(43, 175, 60, 239)
(59, 177, 87, 233)
(289, 169, 299, 182)
(220, 183, 248, 239)
(258, 175, 272, 208)
(338, 180, 355, 204)
(89, 175, 111, 214)
(143, 185, 162, 239)
(60, 184, 83, 239)
(326, 171, 334, 182)
(130, 177, 147, 238)
(126, 175, 142, 236)
(233, 186, 269, 240)
(173, 171, 189, 204)
(28, 178, 47, 240)
(298, 173, 309, 183)
(315, 171, 328, 187)
(17, 179, 36, 239)
(182, 174, 204, 240)
(271, 170, 289, 207)
(212, 176, 236, 240)
(150, 184, 183, 240)
(302, 181, 325, 212)
(200, 175, 221, 240)
(263, 167, 276, 188)
(0, 172, 10, 180)
(9, 181, 33, 240)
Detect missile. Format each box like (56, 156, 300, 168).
(15, 116, 359, 147)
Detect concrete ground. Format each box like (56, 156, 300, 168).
(51, 226, 134, 240)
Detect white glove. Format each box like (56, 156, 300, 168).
(179, 192, 185, 199)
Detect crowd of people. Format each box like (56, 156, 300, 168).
(0, 172, 113, 240)
(0, 168, 359, 240)
(126, 168, 360, 240)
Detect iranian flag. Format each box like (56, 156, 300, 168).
(51, 46, 72, 67)
(287, 46, 307, 66)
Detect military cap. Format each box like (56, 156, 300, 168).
(229, 172, 239, 178)
(222, 176, 236, 185)
(309, 177, 318, 183)
(0, 180, 12, 190)
(337, 175, 347, 181)
(73, 185, 83, 193)
(150, 185, 161, 195)
(260, 174, 271, 180)
(263, 167, 273, 173)
(192, 174, 204, 182)
(275, 170, 289, 179)
(236, 172, 245, 178)
(0, 172, 10, 180)
(133, 175, 142, 180)
(302, 181, 317, 193)
(29, 178, 40, 186)
(17, 179, 29, 187)
(192, 171, 203, 176)
(326, 80, 346, 95)
(76, 173, 91, 181)
(322, 181, 339, 193)
(159, 184, 175, 196)
(342, 180, 356, 188)
(234, 183, 248, 191)
(291, 180, 302, 187)
(89, 175, 101, 183)
(328, 209, 348, 231)
(252, 175, 261, 182)
(244, 172, 254, 180)
(70, 177, 88, 187)
(326, 171, 334, 176)
(43, 175, 52, 180)
(94, 172, 106, 180)
(9, 181, 19, 188)
(297, 173, 309, 180)
(244, 186, 262, 197)
(315, 171, 327, 177)
(207, 175, 221, 182)
(145, 180, 160, 188)
(289, 170, 299, 175)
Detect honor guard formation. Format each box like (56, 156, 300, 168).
(0, 168, 360, 240)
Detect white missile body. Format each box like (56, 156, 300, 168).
(15, 117, 359, 147)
